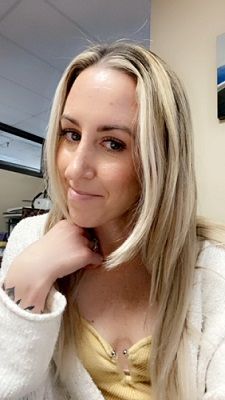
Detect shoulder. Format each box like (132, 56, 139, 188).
(1, 213, 49, 277)
(195, 242, 225, 397)
(196, 240, 225, 279)
(196, 240, 225, 319)
(11, 212, 48, 239)
(6, 212, 49, 250)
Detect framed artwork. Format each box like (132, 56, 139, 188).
(217, 33, 225, 120)
(0, 122, 44, 178)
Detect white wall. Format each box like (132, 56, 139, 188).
(0, 169, 44, 231)
(151, 0, 225, 223)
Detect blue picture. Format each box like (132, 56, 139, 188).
(217, 33, 225, 120)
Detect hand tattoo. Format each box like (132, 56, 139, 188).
(2, 282, 36, 312)
(2, 283, 16, 301)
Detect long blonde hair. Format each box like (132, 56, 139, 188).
(44, 43, 224, 400)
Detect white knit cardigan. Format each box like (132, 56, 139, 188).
(0, 214, 225, 400)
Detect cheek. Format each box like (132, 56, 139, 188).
(56, 148, 69, 193)
(56, 147, 67, 177)
(104, 162, 139, 198)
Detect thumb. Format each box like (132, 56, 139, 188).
(84, 251, 103, 269)
(91, 251, 104, 265)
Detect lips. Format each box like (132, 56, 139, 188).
(74, 188, 100, 196)
(68, 187, 103, 200)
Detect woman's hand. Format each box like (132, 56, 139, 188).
(3, 220, 103, 313)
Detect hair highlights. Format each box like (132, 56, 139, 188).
(44, 43, 222, 399)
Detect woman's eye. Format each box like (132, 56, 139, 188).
(103, 138, 126, 152)
(62, 130, 81, 142)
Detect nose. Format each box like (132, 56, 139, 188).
(65, 142, 96, 182)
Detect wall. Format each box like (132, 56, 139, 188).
(151, 0, 225, 223)
(0, 169, 44, 231)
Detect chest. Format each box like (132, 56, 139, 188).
(75, 267, 154, 371)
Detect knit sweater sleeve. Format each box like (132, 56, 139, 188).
(198, 242, 225, 400)
(0, 215, 67, 400)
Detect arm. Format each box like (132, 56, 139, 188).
(2, 216, 102, 313)
(0, 215, 102, 399)
(0, 216, 66, 399)
(203, 339, 225, 400)
(198, 242, 225, 400)
(0, 277, 66, 399)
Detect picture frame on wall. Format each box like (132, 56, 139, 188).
(217, 33, 225, 120)
(0, 122, 44, 178)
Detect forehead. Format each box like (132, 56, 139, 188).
(64, 66, 137, 116)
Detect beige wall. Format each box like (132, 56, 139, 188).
(151, 0, 225, 223)
(0, 169, 44, 231)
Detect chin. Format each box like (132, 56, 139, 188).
(68, 211, 102, 228)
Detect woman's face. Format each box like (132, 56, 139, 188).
(57, 65, 140, 228)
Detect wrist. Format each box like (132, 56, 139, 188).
(3, 271, 53, 314)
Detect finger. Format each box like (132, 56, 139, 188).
(84, 249, 103, 266)
(90, 251, 104, 265)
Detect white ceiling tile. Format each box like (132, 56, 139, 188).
(0, 0, 20, 20)
(0, 101, 50, 137)
(14, 116, 48, 137)
(0, 100, 31, 125)
(0, 0, 151, 136)
(0, 0, 93, 70)
(0, 76, 51, 115)
(47, 0, 150, 43)
(0, 35, 61, 98)
(35, 109, 51, 124)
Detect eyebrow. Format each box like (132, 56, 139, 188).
(60, 115, 133, 136)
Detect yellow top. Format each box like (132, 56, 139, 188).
(76, 311, 152, 400)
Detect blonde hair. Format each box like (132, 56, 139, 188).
(44, 43, 225, 399)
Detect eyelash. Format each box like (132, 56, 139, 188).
(61, 130, 80, 142)
(102, 136, 126, 152)
(60, 129, 127, 152)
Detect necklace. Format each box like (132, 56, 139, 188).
(91, 237, 99, 253)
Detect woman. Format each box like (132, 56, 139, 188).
(0, 42, 225, 400)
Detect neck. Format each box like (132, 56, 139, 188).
(94, 220, 130, 257)
(93, 222, 149, 289)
